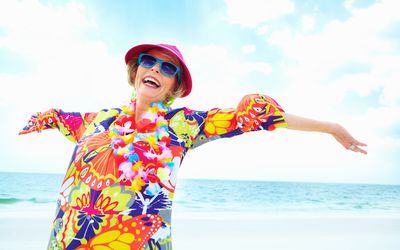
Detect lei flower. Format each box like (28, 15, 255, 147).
(109, 97, 173, 192)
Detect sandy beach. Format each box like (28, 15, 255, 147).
(1, 204, 399, 250)
(173, 212, 400, 250)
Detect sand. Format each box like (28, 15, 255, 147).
(173, 212, 400, 250)
(1, 205, 399, 250)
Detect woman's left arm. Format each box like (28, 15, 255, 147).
(282, 113, 368, 154)
(186, 94, 287, 149)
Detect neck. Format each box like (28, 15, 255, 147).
(134, 97, 152, 122)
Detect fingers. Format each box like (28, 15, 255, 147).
(332, 125, 368, 155)
(18, 130, 30, 135)
(354, 139, 368, 147)
(347, 141, 368, 155)
(18, 127, 40, 135)
(349, 145, 367, 154)
(18, 129, 39, 135)
(19, 119, 40, 135)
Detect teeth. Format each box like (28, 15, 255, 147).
(144, 77, 160, 87)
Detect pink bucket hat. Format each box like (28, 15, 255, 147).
(125, 43, 192, 97)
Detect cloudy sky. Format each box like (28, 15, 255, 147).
(1, 0, 399, 184)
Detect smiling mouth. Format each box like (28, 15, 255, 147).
(142, 76, 161, 88)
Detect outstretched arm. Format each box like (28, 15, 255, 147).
(282, 113, 367, 154)
(186, 94, 287, 149)
(19, 109, 97, 143)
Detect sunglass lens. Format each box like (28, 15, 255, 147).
(161, 62, 178, 76)
(140, 54, 156, 68)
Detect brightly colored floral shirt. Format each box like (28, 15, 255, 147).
(20, 94, 287, 250)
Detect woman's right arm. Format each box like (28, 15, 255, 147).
(19, 109, 97, 143)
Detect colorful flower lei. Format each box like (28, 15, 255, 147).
(109, 96, 173, 192)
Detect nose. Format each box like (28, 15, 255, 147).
(150, 62, 161, 74)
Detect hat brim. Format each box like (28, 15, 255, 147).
(125, 44, 192, 97)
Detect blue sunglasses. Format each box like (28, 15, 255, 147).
(138, 53, 181, 81)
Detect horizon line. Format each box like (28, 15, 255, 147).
(0, 170, 398, 186)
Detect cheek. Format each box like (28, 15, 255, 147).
(133, 68, 144, 88)
(165, 78, 177, 92)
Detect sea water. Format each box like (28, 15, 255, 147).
(1, 172, 400, 217)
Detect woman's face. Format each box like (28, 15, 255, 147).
(134, 49, 179, 103)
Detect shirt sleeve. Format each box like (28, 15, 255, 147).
(19, 109, 97, 143)
(189, 94, 287, 148)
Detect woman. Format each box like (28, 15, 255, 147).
(20, 43, 367, 250)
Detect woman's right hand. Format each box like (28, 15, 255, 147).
(19, 110, 58, 135)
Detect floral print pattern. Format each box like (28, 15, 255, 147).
(20, 94, 287, 249)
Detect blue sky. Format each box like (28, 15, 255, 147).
(1, 0, 399, 184)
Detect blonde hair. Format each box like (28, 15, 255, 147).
(126, 53, 187, 100)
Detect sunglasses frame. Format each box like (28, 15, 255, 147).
(138, 53, 181, 81)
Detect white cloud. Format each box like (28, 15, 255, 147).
(0, 0, 130, 173)
(266, 0, 400, 117)
(344, 0, 355, 10)
(301, 15, 315, 33)
(175, 44, 273, 110)
(256, 24, 270, 35)
(0, 0, 129, 111)
(224, 0, 295, 27)
(268, 28, 293, 49)
(233, 0, 400, 184)
(241, 44, 256, 54)
(0, 1, 94, 55)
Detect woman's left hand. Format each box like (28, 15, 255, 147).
(331, 123, 368, 154)
(282, 113, 368, 154)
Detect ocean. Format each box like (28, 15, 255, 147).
(1, 172, 400, 217)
